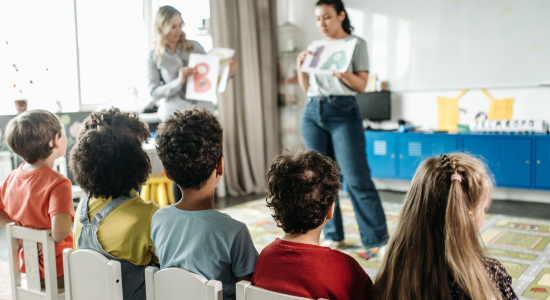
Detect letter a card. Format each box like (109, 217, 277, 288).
(186, 53, 220, 102)
(301, 38, 357, 75)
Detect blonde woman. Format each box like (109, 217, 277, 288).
(146, 6, 238, 121)
(373, 154, 517, 300)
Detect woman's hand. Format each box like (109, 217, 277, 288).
(227, 58, 239, 77)
(178, 67, 196, 85)
(297, 50, 313, 70)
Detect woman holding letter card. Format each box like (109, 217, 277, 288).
(297, 0, 388, 254)
(146, 5, 238, 122)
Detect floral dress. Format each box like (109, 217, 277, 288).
(449, 257, 518, 299)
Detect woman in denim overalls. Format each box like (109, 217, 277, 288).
(297, 0, 388, 252)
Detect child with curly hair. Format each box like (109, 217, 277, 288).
(70, 108, 158, 300)
(373, 154, 517, 300)
(152, 106, 258, 300)
(251, 149, 373, 300)
(0, 110, 73, 289)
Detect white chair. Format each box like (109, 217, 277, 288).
(63, 249, 123, 300)
(236, 281, 328, 300)
(6, 222, 65, 300)
(145, 266, 223, 300)
(53, 156, 67, 177)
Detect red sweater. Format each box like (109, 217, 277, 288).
(251, 238, 373, 300)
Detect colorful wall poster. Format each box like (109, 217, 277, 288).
(208, 47, 235, 92)
(186, 53, 220, 102)
(301, 38, 357, 75)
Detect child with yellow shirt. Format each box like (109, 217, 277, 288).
(69, 108, 158, 300)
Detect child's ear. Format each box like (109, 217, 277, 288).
(326, 202, 335, 220)
(217, 157, 224, 177)
(49, 133, 59, 149)
(164, 169, 174, 181)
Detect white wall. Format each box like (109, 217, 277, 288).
(278, 0, 550, 202)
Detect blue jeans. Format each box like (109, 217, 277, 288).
(301, 95, 388, 247)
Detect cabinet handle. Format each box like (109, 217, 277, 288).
(400, 154, 404, 159)
(526, 160, 530, 164)
(538, 160, 542, 165)
(391, 154, 395, 159)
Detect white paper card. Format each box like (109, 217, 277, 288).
(186, 53, 220, 102)
(208, 47, 235, 92)
(301, 38, 357, 75)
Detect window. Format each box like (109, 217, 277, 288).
(0, 0, 79, 115)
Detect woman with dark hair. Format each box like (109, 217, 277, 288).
(297, 0, 388, 254)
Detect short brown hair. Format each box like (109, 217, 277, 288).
(155, 106, 223, 189)
(5, 110, 62, 164)
(266, 149, 341, 235)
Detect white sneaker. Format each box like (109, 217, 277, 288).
(378, 245, 387, 259)
(321, 240, 346, 249)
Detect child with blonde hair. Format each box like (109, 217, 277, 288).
(373, 153, 517, 300)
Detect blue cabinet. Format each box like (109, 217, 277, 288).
(365, 132, 397, 178)
(398, 134, 458, 180)
(462, 136, 532, 188)
(364, 131, 550, 191)
(536, 138, 550, 189)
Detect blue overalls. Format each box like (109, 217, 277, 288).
(77, 194, 150, 300)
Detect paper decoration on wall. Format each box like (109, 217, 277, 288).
(438, 89, 468, 133)
(186, 53, 220, 102)
(208, 47, 235, 93)
(481, 89, 514, 120)
(301, 38, 357, 75)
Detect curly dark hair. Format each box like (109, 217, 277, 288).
(80, 107, 150, 143)
(156, 106, 223, 189)
(69, 112, 152, 198)
(266, 149, 341, 235)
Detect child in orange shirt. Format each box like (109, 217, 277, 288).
(0, 110, 74, 288)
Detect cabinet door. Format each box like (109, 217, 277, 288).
(535, 139, 550, 189)
(399, 135, 457, 180)
(464, 137, 532, 188)
(365, 132, 397, 178)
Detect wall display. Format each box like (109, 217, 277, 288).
(208, 47, 235, 93)
(186, 53, 220, 102)
(300, 38, 357, 75)
(469, 119, 548, 134)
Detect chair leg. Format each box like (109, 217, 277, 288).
(157, 184, 169, 207)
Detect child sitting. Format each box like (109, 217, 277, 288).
(251, 149, 373, 300)
(70, 108, 158, 300)
(373, 154, 517, 300)
(0, 110, 73, 288)
(152, 106, 258, 300)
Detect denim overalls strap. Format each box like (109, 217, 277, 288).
(77, 194, 149, 300)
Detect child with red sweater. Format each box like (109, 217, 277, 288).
(251, 149, 373, 300)
(0, 110, 74, 288)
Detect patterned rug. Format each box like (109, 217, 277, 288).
(221, 197, 550, 300)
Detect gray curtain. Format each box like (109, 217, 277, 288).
(210, 0, 280, 196)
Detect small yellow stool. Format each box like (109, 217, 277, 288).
(140, 175, 175, 207)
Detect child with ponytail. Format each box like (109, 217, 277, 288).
(373, 153, 517, 300)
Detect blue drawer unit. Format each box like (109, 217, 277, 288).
(535, 137, 550, 189)
(365, 131, 398, 178)
(398, 134, 458, 180)
(462, 136, 532, 188)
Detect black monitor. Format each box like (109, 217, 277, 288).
(355, 91, 391, 121)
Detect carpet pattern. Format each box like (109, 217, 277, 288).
(221, 197, 550, 300)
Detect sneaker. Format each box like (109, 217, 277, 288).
(378, 245, 387, 260)
(321, 240, 346, 249)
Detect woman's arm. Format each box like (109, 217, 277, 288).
(146, 55, 194, 100)
(297, 50, 312, 94)
(333, 70, 368, 93)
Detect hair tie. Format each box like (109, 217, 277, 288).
(451, 174, 462, 183)
(91, 115, 107, 126)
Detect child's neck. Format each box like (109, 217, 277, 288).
(22, 156, 58, 172)
(281, 226, 324, 246)
(174, 187, 216, 211)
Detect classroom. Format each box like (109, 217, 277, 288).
(1, 0, 549, 299)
